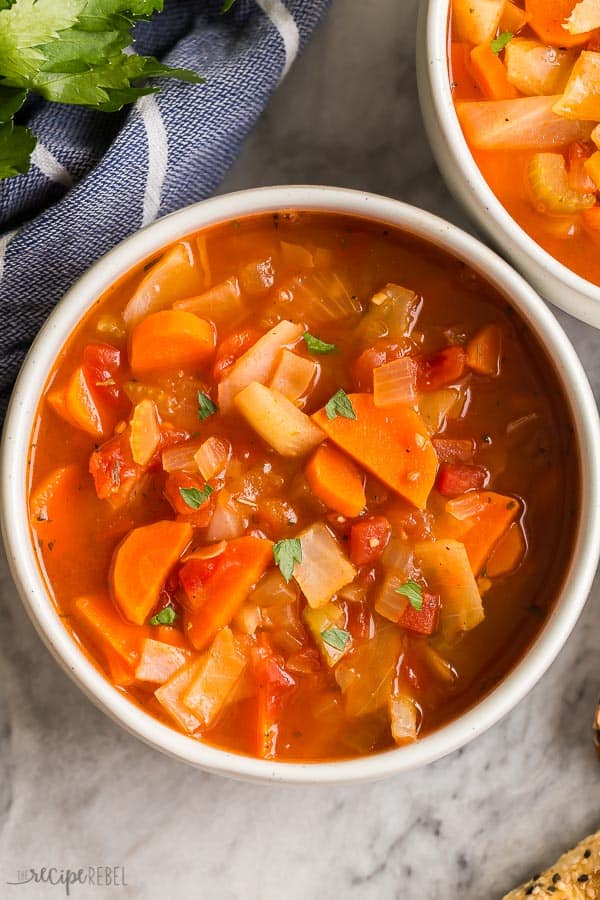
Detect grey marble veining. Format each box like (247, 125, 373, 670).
(1, 1, 599, 898)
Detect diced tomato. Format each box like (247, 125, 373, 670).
(179, 556, 223, 610)
(351, 342, 404, 392)
(436, 462, 488, 497)
(324, 512, 353, 537)
(252, 635, 295, 759)
(432, 437, 474, 463)
(163, 471, 214, 525)
(82, 342, 124, 404)
(398, 591, 440, 636)
(416, 346, 466, 391)
(212, 328, 262, 381)
(345, 600, 373, 642)
(349, 516, 391, 565)
(89, 430, 142, 502)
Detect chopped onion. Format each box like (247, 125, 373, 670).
(252, 570, 299, 609)
(173, 276, 244, 327)
(390, 694, 420, 745)
(279, 271, 361, 326)
(233, 604, 262, 635)
(416, 540, 484, 638)
(268, 349, 319, 406)
(446, 494, 488, 521)
(162, 439, 204, 473)
(280, 241, 315, 268)
(194, 436, 232, 480)
(205, 492, 246, 541)
(135, 639, 189, 684)
(418, 388, 462, 436)
(293, 522, 357, 609)
(238, 257, 276, 296)
(373, 356, 417, 407)
(182, 540, 227, 563)
(422, 644, 458, 685)
(374, 572, 410, 622)
(337, 582, 368, 603)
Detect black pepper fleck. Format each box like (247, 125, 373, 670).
(584, 849, 592, 859)
(578, 874, 589, 883)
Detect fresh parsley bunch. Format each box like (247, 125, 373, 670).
(0, 0, 205, 180)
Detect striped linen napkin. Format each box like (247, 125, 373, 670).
(0, 0, 331, 420)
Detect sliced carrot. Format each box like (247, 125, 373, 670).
(29, 464, 82, 533)
(466, 324, 503, 376)
(500, 1, 531, 33)
(151, 625, 189, 648)
(305, 443, 366, 518)
(111, 520, 193, 625)
(123, 242, 204, 326)
(470, 43, 520, 101)
(312, 394, 438, 509)
(129, 399, 161, 466)
(53, 366, 115, 439)
(485, 521, 527, 577)
(526, 0, 594, 47)
(74, 594, 148, 670)
(184, 536, 273, 650)
(129, 310, 216, 377)
(459, 492, 521, 574)
(450, 42, 483, 100)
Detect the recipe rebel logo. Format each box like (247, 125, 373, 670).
(6, 866, 128, 895)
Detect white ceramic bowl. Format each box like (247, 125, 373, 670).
(2, 186, 599, 784)
(417, 0, 600, 329)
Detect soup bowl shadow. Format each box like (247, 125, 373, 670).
(1, 186, 599, 784)
(417, 0, 600, 330)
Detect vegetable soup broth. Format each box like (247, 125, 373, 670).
(28, 212, 578, 762)
(449, 0, 600, 285)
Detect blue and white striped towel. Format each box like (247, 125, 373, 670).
(0, 0, 331, 420)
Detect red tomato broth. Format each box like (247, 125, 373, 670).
(27, 211, 579, 762)
(449, 0, 600, 285)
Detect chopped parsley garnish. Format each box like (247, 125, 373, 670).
(396, 580, 423, 611)
(197, 391, 218, 421)
(221, 0, 237, 10)
(304, 333, 337, 355)
(325, 388, 357, 421)
(179, 484, 213, 509)
(273, 537, 302, 582)
(149, 606, 177, 626)
(490, 31, 513, 55)
(321, 626, 351, 652)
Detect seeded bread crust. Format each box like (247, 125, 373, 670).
(503, 833, 600, 899)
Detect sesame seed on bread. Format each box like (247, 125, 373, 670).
(503, 833, 600, 899)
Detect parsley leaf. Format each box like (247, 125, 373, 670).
(490, 31, 513, 54)
(197, 391, 218, 421)
(221, 0, 237, 11)
(0, 0, 203, 179)
(395, 580, 423, 611)
(304, 333, 337, 355)
(179, 484, 213, 509)
(321, 626, 351, 652)
(273, 537, 302, 582)
(149, 606, 177, 626)
(325, 388, 357, 421)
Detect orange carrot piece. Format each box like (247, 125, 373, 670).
(470, 44, 520, 100)
(74, 594, 148, 670)
(526, 0, 594, 47)
(500, 1, 531, 33)
(152, 625, 189, 648)
(305, 443, 366, 518)
(129, 310, 216, 377)
(52, 366, 115, 439)
(466, 324, 503, 376)
(129, 399, 161, 465)
(185, 536, 273, 650)
(111, 520, 193, 625)
(584, 150, 600, 189)
(486, 521, 527, 577)
(460, 492, 521, 574)
(450, 42, 483, 100)
(312, 394, 438, 509)
(29, 464, 82, 533)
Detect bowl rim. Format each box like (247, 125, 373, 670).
(2, 184, 599, 784)
(418, 0, 600, 327)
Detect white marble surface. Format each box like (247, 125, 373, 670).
(1, 1, 599, 898)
